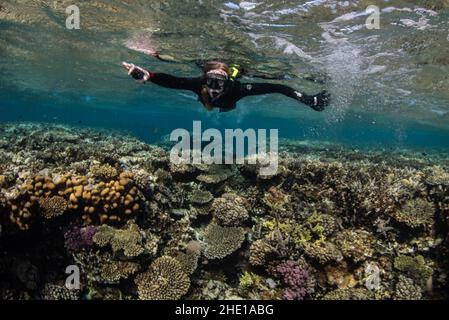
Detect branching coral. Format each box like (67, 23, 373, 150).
(134, 256, 190, 300)
(249, 238, 279, 267)
(334, 229, 376, 263)
(275, 260, 314, 300)
(211, 193, 249, 227)
(203, 223, 246, 259)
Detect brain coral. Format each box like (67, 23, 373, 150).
(203, 223, 246, 259)
(134, 256, 190, 300)
(211, 193, 249, 227)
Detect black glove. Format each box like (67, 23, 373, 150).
(130, 67, 147, 81)
(302, 90, 330, 111)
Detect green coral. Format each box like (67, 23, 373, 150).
(394, 255, 433, 286)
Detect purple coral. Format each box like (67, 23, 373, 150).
(64, 225, 97, 252)
(276, 260, 312, 300)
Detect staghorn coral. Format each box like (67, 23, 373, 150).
(93, 222, 145, 258)
(391, 198, 435, 229)
(2, 123, 449, 300)
(39, 196, 68, 219)
(203, 223, 246, 259)
(334, 229, 376, 263)
(393, 275, 422, 300)
(211, 193, 249, 227)
(134, 256, 190, 300)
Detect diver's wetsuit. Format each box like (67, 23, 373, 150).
(148, 72, 320, 112)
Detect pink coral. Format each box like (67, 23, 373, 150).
(276, 260, 312, 300)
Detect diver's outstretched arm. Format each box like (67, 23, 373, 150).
(237, 82, 330, 111)
(122, 62, 201, 91)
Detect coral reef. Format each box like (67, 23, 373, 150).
(275, 260, 314, 300)
(203, 223, 246, 259)
(1, 123, 448, 300)
(393, 275, 422, 300)
(134, 256, 190, 300)
(64, 225, 97, 252)
(211, 193, 249, 227)
(93, 222, 145, 258)
(391, 198, 435, 229)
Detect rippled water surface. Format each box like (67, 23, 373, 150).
(1, 0, 449, 149)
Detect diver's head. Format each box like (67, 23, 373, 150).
(205, 69, 228, 99)
(202, 61, 230, 101)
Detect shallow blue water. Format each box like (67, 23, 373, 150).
(1, 0, 449, 152)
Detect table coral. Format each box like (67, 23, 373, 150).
(203, 223, 246, 259)
(134, 256, 190, 300)
(93, 222, 145, 258)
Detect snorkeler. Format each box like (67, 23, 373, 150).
(122, 60, 330, 112)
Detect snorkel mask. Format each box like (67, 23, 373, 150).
(205, 69, 229, 100)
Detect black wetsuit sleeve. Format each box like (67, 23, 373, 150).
(150, 73, 202, 92)
(236, 82, 303, 102)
